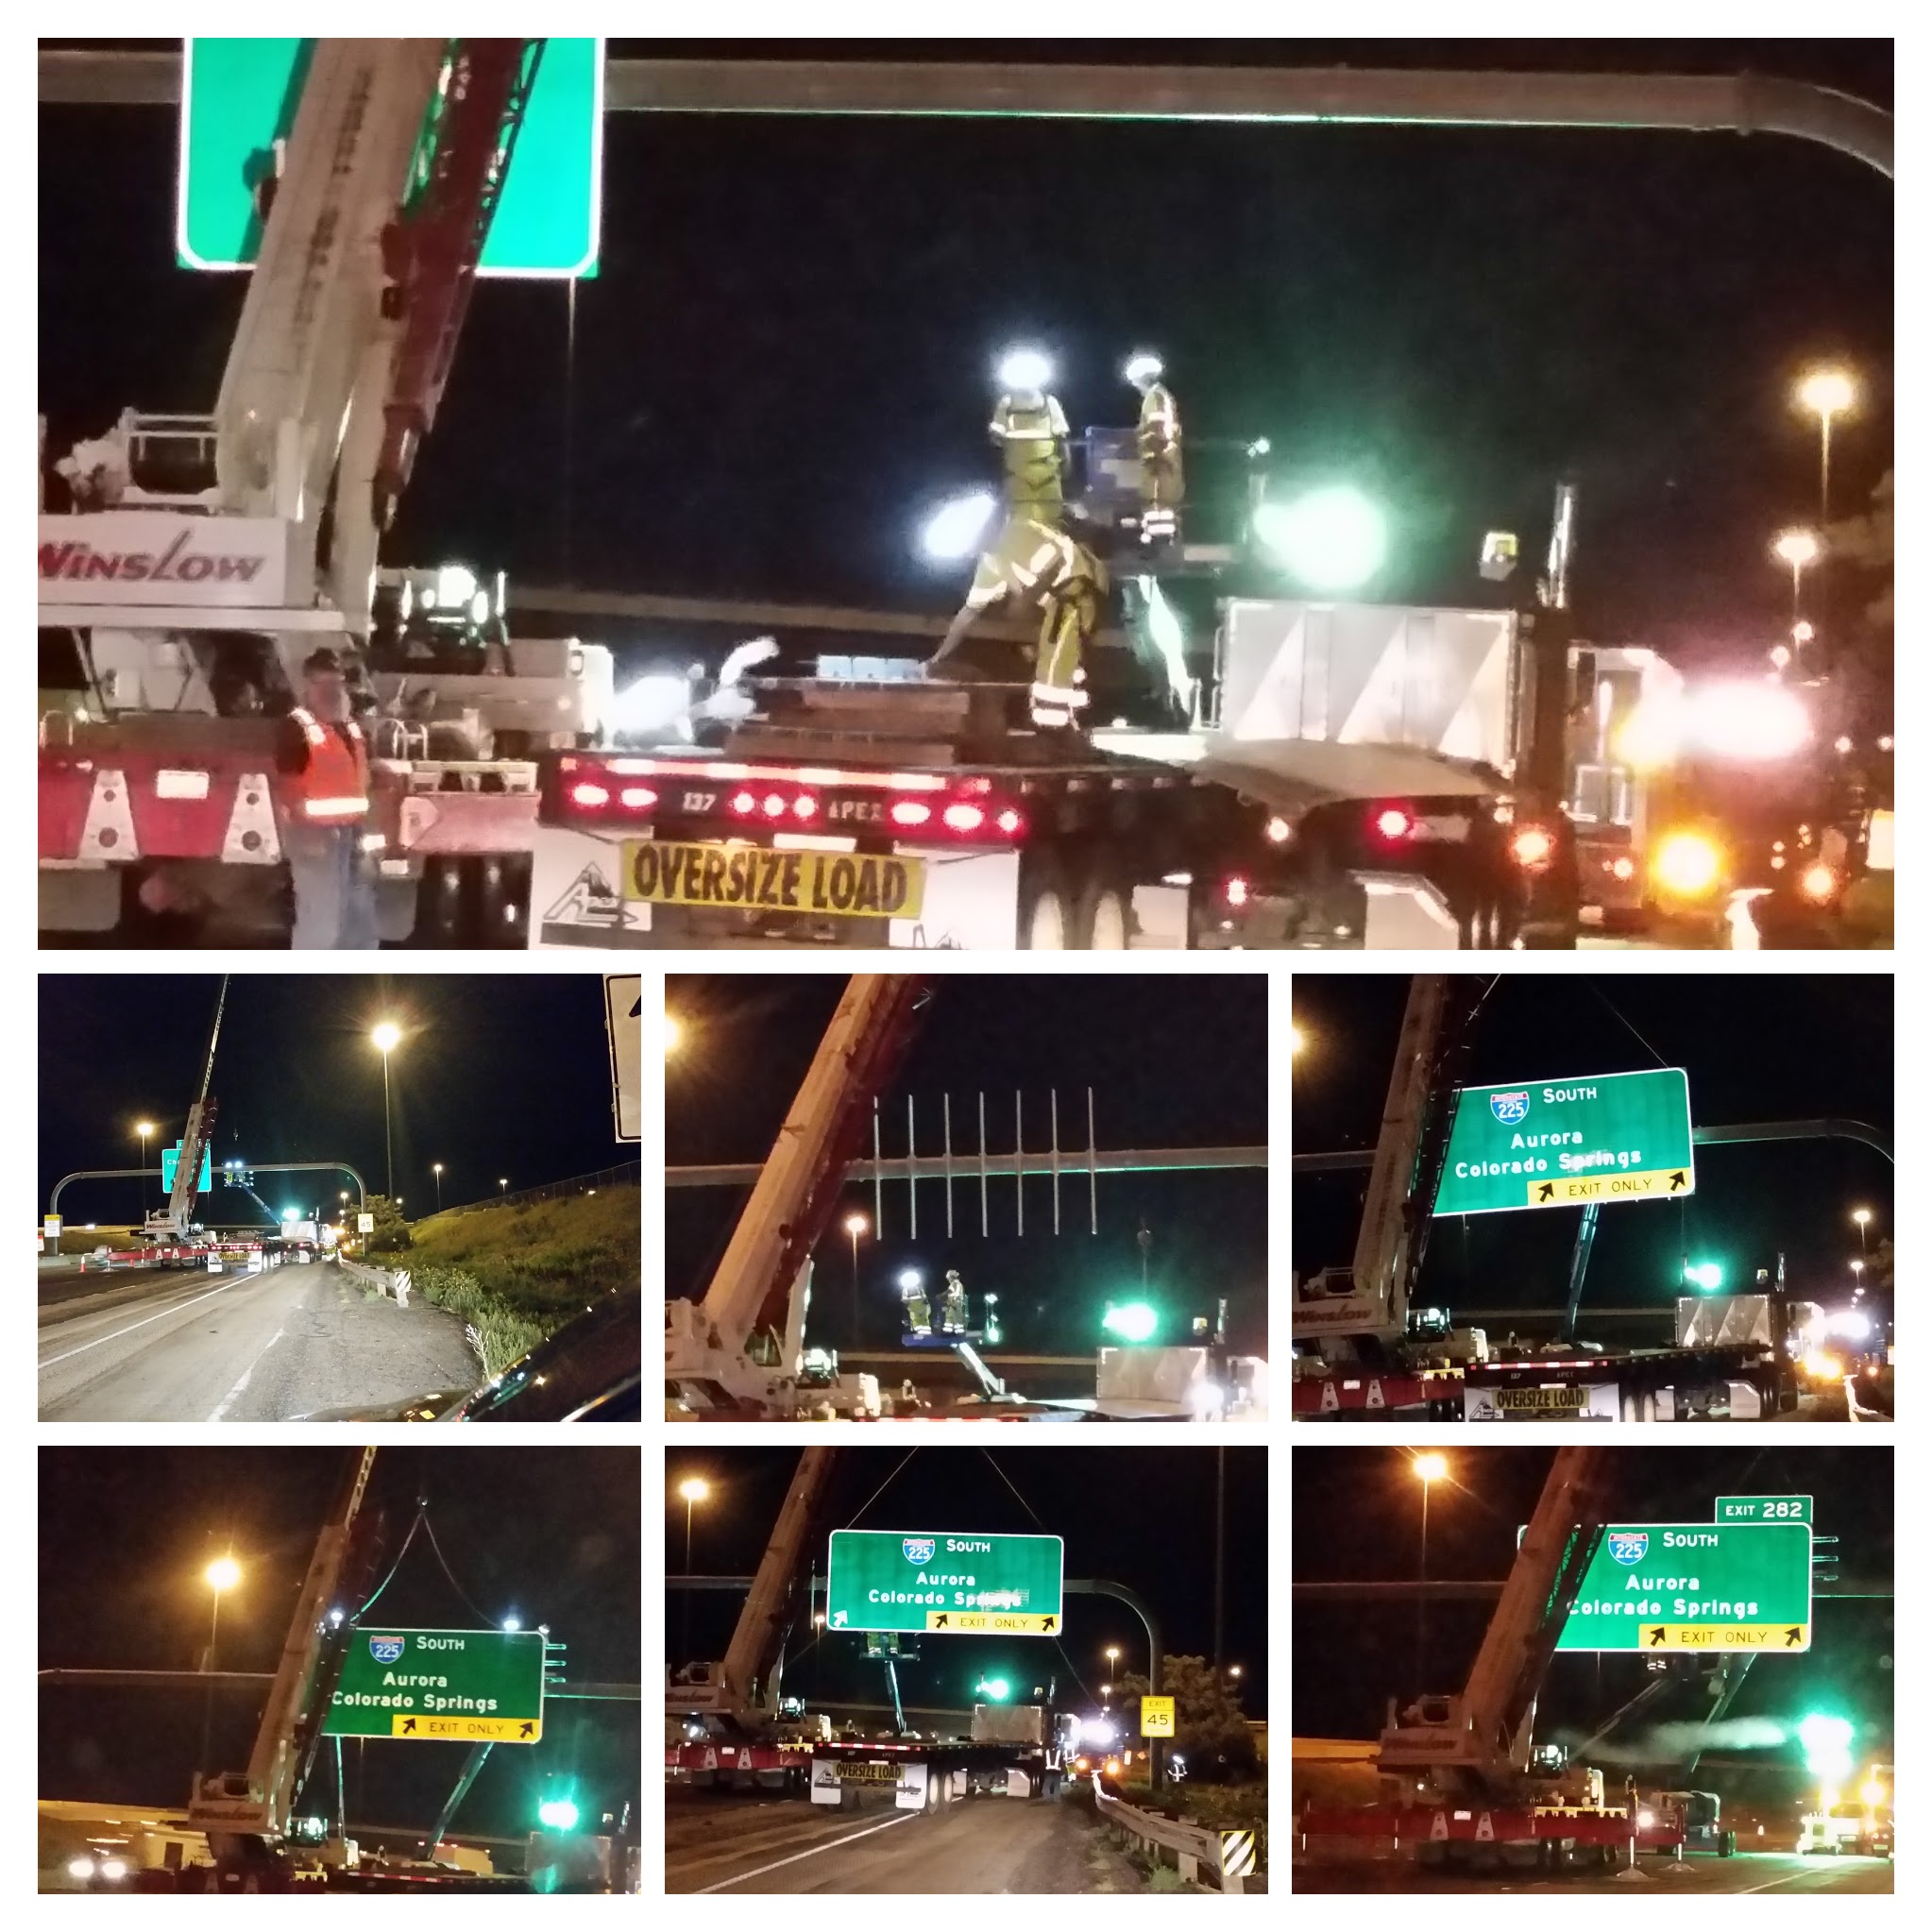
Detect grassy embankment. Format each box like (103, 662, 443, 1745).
(376, 1187, 638, 1379)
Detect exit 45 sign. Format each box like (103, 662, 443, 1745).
(1434, 1068, 1695, 1216)
(178, 39, 603, 276)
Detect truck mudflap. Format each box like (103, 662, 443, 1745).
(41, 749, 283, 865)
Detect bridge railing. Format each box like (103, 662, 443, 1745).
(337, 1253, 412, 1308)
(434, 1162, 641, 1215)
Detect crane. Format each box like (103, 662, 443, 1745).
(670, 1448, 836, 1732)
(153, 975, 229, 1239)
(1293, 974, 1477, 1347)
(1377, 1445, 1608, 1805)
(665, 976, 930, 1417)
(187, 1449, 381, 1880)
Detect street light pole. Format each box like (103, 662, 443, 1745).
(370, 1023, 400, 1200)
(136, 1121, 154, 1223)
(1413, 1454, 1448, 1695)
(432, 1163, 444, 1212)
(678, 1478, 709, 1667)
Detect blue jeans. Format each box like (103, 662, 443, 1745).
(288, 826, 378, 950)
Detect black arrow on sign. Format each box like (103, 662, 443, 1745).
(1647, 1626, 1667, 1647)
(401, 1717, 417, 1734)
(933, 1614, 949, 1629)
(1669, 1171, 1686, 1191)
(1043, 1616, 1058, 1633)
(1536, 1182, 1555, 1203)
(520, 1720, 535, 1737)
(1785, 1627, 1805, 1648)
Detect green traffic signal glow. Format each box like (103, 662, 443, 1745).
(1684, 1262, 1724, 1292)
(1797, 1713, 1855, 1777)
(1102, 1302, 1159, 1343)
(979, 1677, 1011, 1702)
(537, 1798, 580, 1831)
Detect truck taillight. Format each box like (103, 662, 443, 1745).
(728, 790, 756, 816)
(792, 792, 819, 821)
(570, 781, 609, 808)
(995, 807, 1024, 837)
(890, 800, 932, 827)
(1225, 875, 1251, 907)
(762, 792, 788, 819)
(619, 786, 657, 811)
(942, 803, 984, 833)
(1373, 805, 1413, 841)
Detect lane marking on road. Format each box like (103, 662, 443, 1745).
(1741, 1867, 1845, 1893)
(208, 1326, 284, 1423)
(694, 1813, 919, 1892)
(38, 1279, 252, 1371)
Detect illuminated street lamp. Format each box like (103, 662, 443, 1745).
(499, 1178, 509, 1195)
(135, 1120, 155, 1220)
(678, 1476, 710, 1666)
(1853, 1207, 1873, 1255)
(432, 1162, 444, 1212)
(663, 1011, 683, 1057)
(1253, 485, 1387, 590)
(843, 1211, 870, 1301)
(370, 1021, 401, 1199)
(1850, 1259, 1865, 1288)
(202, 1552, 240, 1771)
(1414, 1454, 1449, 1690)
(1105, 1645, 1122, 1690)
(1289, 1024, 1305, 1057)
(1796, 366, 1856, 527)
(1772, 528, 1821, 625)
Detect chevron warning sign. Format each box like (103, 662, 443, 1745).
(1220, 1830, 1256, 1878)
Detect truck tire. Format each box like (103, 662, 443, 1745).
(1019, 858, 1077, 950)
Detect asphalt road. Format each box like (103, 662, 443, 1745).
(1292, 1852, 1891, 1894)
(37, 1260, 481, 1422)
(666, 1794, 1146, 1894)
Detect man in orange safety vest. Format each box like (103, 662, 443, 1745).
(280, 648, 378, 949)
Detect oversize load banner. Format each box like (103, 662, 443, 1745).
(1435, 1068, 1695, 1216)
(623, 839, 924, 919)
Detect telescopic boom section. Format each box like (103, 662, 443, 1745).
(373, 40, 544, 526)
(191, 1448, 380, 1842)
(717, 1447, 836, 1719)
(1348, 974, 1449, 1332)
(702, 974, 930, 1346)
(1379, 1445, 1607, 1797)
(163, 974, 229, 1234)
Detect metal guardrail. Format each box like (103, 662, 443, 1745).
(336, 1254, 411, 1308)
(435, 1161, 641, 1214)
(1092, 1780, 1260, 1893)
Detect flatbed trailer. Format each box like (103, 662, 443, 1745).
(1297, 1801, 1684, 1865)
(1293, 1342, 1788, 1419)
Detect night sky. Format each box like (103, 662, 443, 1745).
(669, 1446, 1266, 1716)
(665, 973, 1269, 1353)
(1293, 1445, 1892, 1771)
(1293, 973, 1892, 1316)
(38, 974, 632, 1221)
(38, 41, 1890, 673)
(39, 1448, 640, 1839)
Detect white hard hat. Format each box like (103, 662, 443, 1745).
(1124, 351, 1164, 385)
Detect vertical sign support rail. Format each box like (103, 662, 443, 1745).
(1051, 1091, 1062, 1236)
(943, 1093, 955, 1238)
(907, 1094, 917, 1240)
(1016, 1092, 1024, 1238)
(978, 1091, 990, 1238)
(1088, 1086, 1099, 1237)
(872, 1100, 883, 1232)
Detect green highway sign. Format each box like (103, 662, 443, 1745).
(1434, 1068, 1695, 1216)
(323, 1627, 546, 1742)
(1717, 1495, 1813, 1526)
(161, 1141, 212, 1195)
(826, 1531, 1064, 1635)
(1557, 1523, 1812, 1653)
(178, 39, 604, 276)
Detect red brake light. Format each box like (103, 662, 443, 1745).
(570, 782, 609, 809)
(1225, 875, 1250, 907)
(890, 800, 932, 828)
(1375, 806, 1413, 841)
(792, 793, 818, 821)
(942, 803, 985, 833)
(995, 808, 1024, 837)
(619, 786, 657, 811)
(763, 793, 788, 819)
(728, 790, 756, 816)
